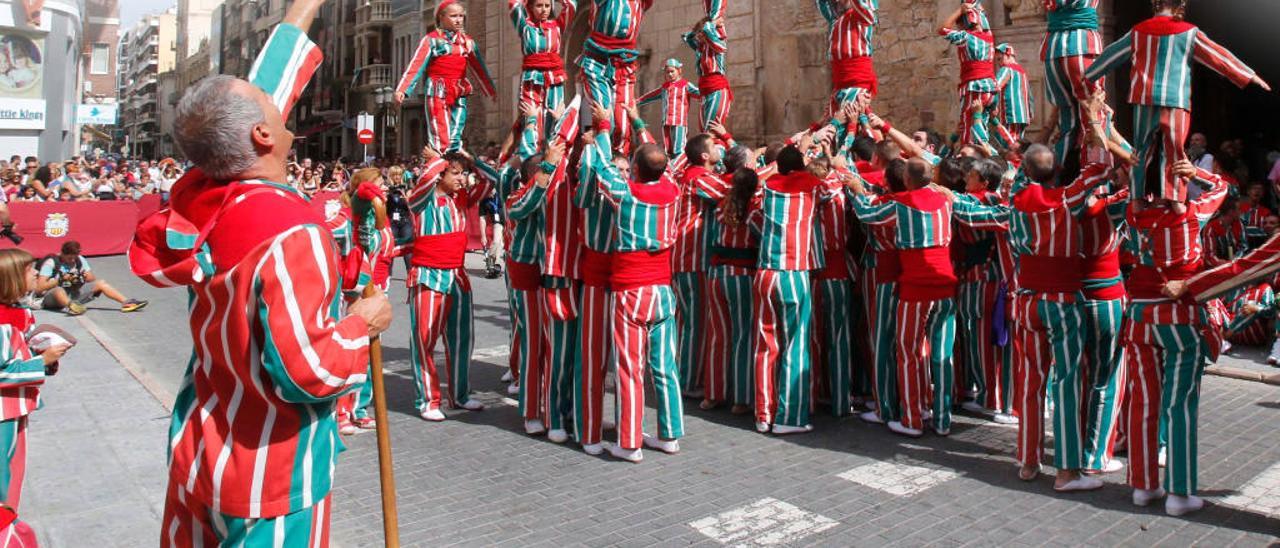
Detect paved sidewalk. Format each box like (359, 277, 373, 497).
(22, 313, 169, 547)
(50, 256, 1280, 546)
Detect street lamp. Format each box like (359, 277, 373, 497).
(374, 86, 393, 160)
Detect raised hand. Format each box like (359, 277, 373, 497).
(591, 101, 610, 126)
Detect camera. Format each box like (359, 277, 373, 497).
(0, 222, 21, 245)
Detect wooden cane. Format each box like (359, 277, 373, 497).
(364, 284, 399, 546)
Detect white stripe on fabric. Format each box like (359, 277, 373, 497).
(269, 227, 347, 389)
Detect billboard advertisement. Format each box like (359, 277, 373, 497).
(0, 32, 43, 129)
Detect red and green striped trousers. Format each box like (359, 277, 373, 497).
(613, 284, 684, 450)
(895, 297, 956, 431)
(673, 272, 705, 394)
(812, 277, 854, 417)
(161, 481, 330, 548)
(753, 270, 813, 428)
(1081, 296, 1127, 470)
(574, 282, 612, 446)
(1012, 292, 1086, 470)
(408, 270, 476, 412)
(956, 280, 1007, 411)
(704, 267, 755, 405)
(542, 276, 579, 432)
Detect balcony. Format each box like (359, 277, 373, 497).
(355, 0, 392, 32)
(355, 63, 392, 90)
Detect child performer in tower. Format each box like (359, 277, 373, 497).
(683, 14, 731, 132)
(1084, 0, 1268, 202)
(395, 0, 497, 153)
(817, 0, 878, 113)
(937, 1, 997, 147)
(1041, 0, 1102, 167)
(576, 0, 654, 155)
(508, 0, 577, 143)
(993, 43, 1033, 147)
(637, 59, 701, 158)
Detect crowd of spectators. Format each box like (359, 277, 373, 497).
(0, 155, 184, 203)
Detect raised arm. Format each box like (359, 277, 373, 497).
(509, 0, 533, 33)
(1193, 31, 1268, 91)
(395, 35, 435, 99)
(1188, 167, 1228, 221)
(257, 226, 370, 404)
(952, 193, 1011, 231)
(407, 156, 450, 211)
(1083, 31, 1133, 83)
(248, 22, 323, 115)
(557, 0, 579, 28)
(637, 86, 665, 107)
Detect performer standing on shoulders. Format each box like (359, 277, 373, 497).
(637, 59, 701, 159)
(683, 13, 731, 131)
(576, 0, 654, 156)
(508, 0, 577, 143)
(129, 0, 393, 543)
(395, 0, 497, 153)
(938, 1, 997, 147)
(993, 43, 1033, 147)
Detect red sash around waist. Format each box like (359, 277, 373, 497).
(896, 247, 957, 301)
(1127, 262, 1201, 300)
(1017, 254, 1083, 293)
(611, 249, 672, 291)
(582, 248, 612, 289)
(588, 32, 637, 52)
(427, 54, 467, 81)
(873, 248, 901, 282)
(831, 56, 878, 96)
(523, 52, 565, 75)
(507, 260, 543, 291)
(410, 232, 467, 269)
(699, 73, 731, 96)
(960, 59, 995, 83)
(1082, 250, 1126, 301)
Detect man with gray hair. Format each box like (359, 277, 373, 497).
(128, 0, 392, 544)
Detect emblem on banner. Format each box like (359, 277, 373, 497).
(43, 213, 69, 238)
(324, 199, 342, 222)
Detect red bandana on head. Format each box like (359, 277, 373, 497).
(436, 0, 460, 22)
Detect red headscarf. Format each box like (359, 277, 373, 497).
(436, 0, 460, 22)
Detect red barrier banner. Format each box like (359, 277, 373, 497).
(0, 200, 146, 257)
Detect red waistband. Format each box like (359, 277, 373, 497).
(426, 55, 467, 80)
(1017, 255, 1082, 293)
(1083, 250, 1121, 281)
(895, 247, 956, 287)
(507, 260, 543, 291)
(1127, 262, 1201, 300)
(960, 59, 995, 83)
(831, 56, 878, 95)
(582, 248, 612, 288)
(814, 249, 851, 280)
(522, 52, 565, 73)
(699, 73, 731, 96)
(611, 249, 672, 291)
(872, 249, 901, 282)
(588, 32, 637, 51)
(410, 232, 466, 269)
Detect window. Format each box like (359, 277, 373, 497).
(91, 43, 110, 75)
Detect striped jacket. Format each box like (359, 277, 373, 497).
(853, 186, 961, 298)
(408, 159, 490, 292)
(509, 0, 577, 86)
(396, 29, 497, 101)
(575, 136, 618, 253)
(583, 0, 653, 57)
(683, 20, 728, 78)
(1084, 16, 1256, 110)
(952, 160, 1113, 293)
(941, 27, 997, 93)
(1125, 169, 1227, 299)
(996, 63, 1034, 125)
(709, 173, 760, 277)
(0, 305, 42, 421)
(672, 166, 731, 272)
(814, 172, 853, 277)
(1040, 0, 1102, 60)
(129, 24, 374, 519)
(590, 131, 680, 253)
(755, 171, 831, 271)
(818, 0, 877, 60)
(638, 79, 700, 127)
(952, 190, 1004, 284)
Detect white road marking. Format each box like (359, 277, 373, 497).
(689, 497, 838, 546)
(1220, 462, 1280, 518)
(837, 460, 958, 497)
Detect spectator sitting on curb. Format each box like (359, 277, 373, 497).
(33, 241, 147, 316)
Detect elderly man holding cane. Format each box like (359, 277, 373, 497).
(127, 0, 394, 545)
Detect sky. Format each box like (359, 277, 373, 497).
(120, 0, 176, 29)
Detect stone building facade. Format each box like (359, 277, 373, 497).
(459, 0, 1128, 149)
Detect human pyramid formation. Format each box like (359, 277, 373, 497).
(352, 0, 1273, 518)
(129, 0, 1275, 541)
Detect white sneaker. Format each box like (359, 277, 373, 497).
(921, 410, 933, 422)
(642, 434, 680, 454)
(1132, 487, 1165, 507)
(501, 370, 514, 382)
(1220, 340, 1233, 356)
(339, 422, 358, 435)
(1100, 459, 1125, 474)
(755, 421, 770, 433)
(1054, 476, 1104, 492)
(607, 443, 643, 463)
(772, 424, 814, 435)
(859, 410, 884, 424)
(506, 383, 520, 396)
(524, 419, 546, 435)
(992, 413, 1019, 425)
(1158, 448, 1167, 468)
(582, 442, 604, 456)
(961, 401, 987, 414)
(420, 408, 446, 422)
(1268, 339, 1280, 365)
(1165, 495, 1204, 516)
(888, 421, 923, 438)
(547, 429, 568, 443)
(455, 399, 485, 411)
